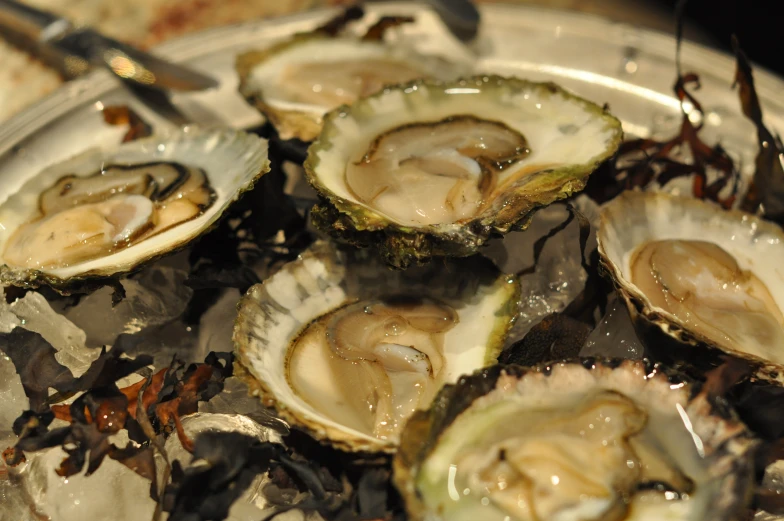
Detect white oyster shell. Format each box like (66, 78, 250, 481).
(597, 190, 784, 370)
(395, 360, 757, 521)
(237, 35, 462, 141)
(233, 241, 519, 453)
(0, 127, 269, 288)
(305, 76, 623, 268)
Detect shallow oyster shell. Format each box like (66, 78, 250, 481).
(597, 191, 784, 384)
(394, 359, 757, 521)
(306, 75, 623, 268)
(233, 240, 519, 453)
(0, 127, 270, 291)
(236, 34, 461, 142)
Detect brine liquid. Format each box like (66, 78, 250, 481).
(287, 297, 458, 441)
(3, 162, 215, 269)
(630, 239, 784, 363)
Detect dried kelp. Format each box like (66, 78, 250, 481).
(0, 329, 155, 488)
(503, 202, 609, 365)
(102, 105, 153, 143)
(0, 328, 230, 496)
(733, 37, 784, 223)
(586, 1, 739, 207)
(164, 429, 403, 521)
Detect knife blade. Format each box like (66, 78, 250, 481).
(0, 0, 219, 92)
(53, 28, 220, 91)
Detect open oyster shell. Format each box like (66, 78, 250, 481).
(597, 191, 784, 384)
(0, 127, 269, 291)
(306, 76, 623, 268)
(233, 240, 519, 453)
(394, 360, 757, 521)
(236, 34, 461, 142)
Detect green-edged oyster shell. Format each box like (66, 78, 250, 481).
(236, 34, 462, 142)
(394, 360, 757, 521)
(306, 76, 623, 268)
(0, 127, 269, 292)
(597, 190, 784, 384)
(233, 240, 519, 453)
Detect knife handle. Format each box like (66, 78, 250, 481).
(0, 0, 71, 41)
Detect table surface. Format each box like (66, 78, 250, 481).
(0, 0, 711, 124)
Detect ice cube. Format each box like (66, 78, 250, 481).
(756, 460, 784, 520)
(0, 476, 36, 521)
(64, 266, 193, 347)
(19, 436, 156, 521)
(0, 292, 20, 334)
(113, 319, 201, 368)
(0, 289, 24, 430)
(0, 287, 95, 435)
(580, 296, 644, 359)
(200, 377, 289, 434)
(198, 289, 241, 355)
(0, 354, 26, 435)
(165, 413, 282, 519)
(485, 205, 588, 344)
(10, 292, 99, 377)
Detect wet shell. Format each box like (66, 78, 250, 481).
(233, 241, 519, 453)
(0, 127, 270, 291)
(394, 359, 757, 521)
(306, 75, 623, 268)
(237, 34, 461, 142)
(597, 191, 784, 384)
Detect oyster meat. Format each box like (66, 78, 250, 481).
(4, 162, 215, 270)
(237, 34, 461, 141)
(233, 241, 519, 452)
(0, 127, 269, 289)
(395, 360, 756, 521)
(598, 191, 784, 379)
(306, 76, 623, 268)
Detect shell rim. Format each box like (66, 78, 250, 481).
(232, 242, 521, 453)
(597, 190, 784, 377)
(236, 33, 461, 143)
(0, 127, 271, 293)
(236, 33, 332, 142)
(304, 75, 624, 267)
(392, 358, 758, 521)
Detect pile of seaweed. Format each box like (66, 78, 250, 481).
(2, 3, 784, 521)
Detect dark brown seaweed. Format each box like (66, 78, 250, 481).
(733, 36, 784, 223)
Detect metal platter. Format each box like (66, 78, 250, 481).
(1, 2, 783, 185)
(2, 2, 784, 520)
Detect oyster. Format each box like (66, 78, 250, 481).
(236, 34, 460, 142)
(0, 127, 269, 290)
(597, 191, 784, 382)
(233, 241, 519, 452)
(306, 76, 623, 268)
(394, 360, 757, 521)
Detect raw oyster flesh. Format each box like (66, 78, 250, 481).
(233, 241, 519, 452)
(0, 127, 270, 289)
(4, 161, 216, 270)
(395, 360, 756, 521)
(598, 191, 784, 377)
(306, 76, 623, 268)
(237, 34, 463, 141)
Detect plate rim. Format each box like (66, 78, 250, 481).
(0, 2, 782, 151)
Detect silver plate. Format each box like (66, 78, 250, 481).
(0, 2, 782, 197)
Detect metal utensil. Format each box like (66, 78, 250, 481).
(421, 0, 480, 42)
(364, 0, 480, 41)
(0, 0, 219, 92)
